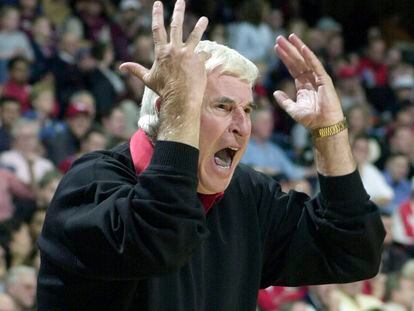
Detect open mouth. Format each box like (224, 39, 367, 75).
(214, 147, 238, 169)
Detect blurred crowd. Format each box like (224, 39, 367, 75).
(1, 0, 414, 310)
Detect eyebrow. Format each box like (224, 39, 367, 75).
(215, 96, 256, 110)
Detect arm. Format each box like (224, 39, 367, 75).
(259, 169, 385, 287)
(40, 141, 208, 280)
(259, 34, 385, 287)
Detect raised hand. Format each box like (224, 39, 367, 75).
(119, 0, 210, 147)
(273, 34, 344, 130)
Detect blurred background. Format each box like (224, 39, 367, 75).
(1, 0, 414, 310)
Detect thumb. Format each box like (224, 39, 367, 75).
(119, 62, 149, 81)
(273, 90, 295, 113)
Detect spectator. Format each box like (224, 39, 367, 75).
(0, 97, 21, 153)
(393, 185, 414, 248)
(381, 211, 411, 274)
(101, 106, 129, 149)
(57, 128, 107, 173)
(88, 42, 125, 119)
(2, 57, 32, 113)
(4, 266, 36, 311)
(383, 272, 414, 311)
(18, 0, 42, 38)
(50, 32, 83, 114)
(383, 153, 412, 214)
(0, 6, 33, 83)
(336, 65, 367, 110)
(48, 101, 94, 164)
(0, 220, 32, 268)
(29, 16, 56, 83)
(227, 0, 273, 62)
(0, 119, 54, 187)
(35, 170, 62, 210)
(352, 134, 394, 208)
(0, 293, 18, 311)
(0, 168, 35, 222)
(242, 107, 314, 181)
(130, 29, 154, 70)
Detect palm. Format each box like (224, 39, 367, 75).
(274, 35, 344, 129)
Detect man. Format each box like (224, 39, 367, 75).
(5, 266, 36, 311)
(0, 97, 21, 153)
(48, 101, 94, 164)
(0, 293, 18, 311)
(242, 106, 314, 181)
(37, 1, 385, 310)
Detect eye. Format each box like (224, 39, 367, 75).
(244, 107, 252, 114)
(216, 103, 229, 111)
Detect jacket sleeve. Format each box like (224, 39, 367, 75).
(259, 170, 385, 288)
(38, 141, 208, 280)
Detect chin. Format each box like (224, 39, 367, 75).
(197, 176, 232, 194)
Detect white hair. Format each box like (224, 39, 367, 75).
(138, 40, 259, 139)
(11, 118, 40, 139)
(5, 266, 36, 286)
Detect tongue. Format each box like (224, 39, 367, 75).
(214, 149, 231, 168)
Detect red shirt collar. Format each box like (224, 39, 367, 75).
(130, 129, 223, 213)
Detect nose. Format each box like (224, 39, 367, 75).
(229, 107, 251, 137)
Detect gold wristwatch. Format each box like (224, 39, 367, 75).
(311, 118, 348, 139)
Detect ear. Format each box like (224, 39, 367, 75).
(155, 97, 162, 115)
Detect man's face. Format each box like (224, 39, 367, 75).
(0, 102, 20, 128)
(7, 274, 36, 309)
(67, 114, 92, 138)
(197, 71, 253, 194)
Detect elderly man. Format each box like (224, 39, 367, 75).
(37, 1, 385, 310)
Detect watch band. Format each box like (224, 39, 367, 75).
(311, 118, 348, 139)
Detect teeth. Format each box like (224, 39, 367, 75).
(229, 147, 239, 151)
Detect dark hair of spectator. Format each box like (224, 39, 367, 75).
(82, 128, 106, 143)
(0, 5, 17, 18)
(7, 56, 30, 71)
(0, 219, 26, 268)
(0, 97, 20, 108)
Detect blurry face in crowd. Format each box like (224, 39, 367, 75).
(32, 89, 54, 116)
(327, 35, 344, 59)
(10, 224, 32, 260)
(0, 293, 18, 311)
(67, 114, 93, 139)
(71, 94, 96, 119)
(81, 132, 107, 153)
(352, 138, 370, 165)
(60, 33, 80, 57)
(132, 34, 154, 67)
(1, 9, 19, 31)
(14, 125, 38, 154)
(0, 101, 20, 129)
(37, 178, 61, 208)
(395, 108, 414, 126)
(348, 107, 367, 134)
(103, 108, 126, 137)
(33, 17, 52, 40)
(7, 272, 36, 309)
(391, 127, 413, 155)
(20, 0, 37, 10)
(13, 124, 39, 155)
(9, 60, 30, 84)
(386, 155, 409, 181)
(251, 110, 274, 141)
(369, 39, 386, 64)
(392, 277, 414, 309)
(29, 209, 46, 242)
(197, 70, 253, 194)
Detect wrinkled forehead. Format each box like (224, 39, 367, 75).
(206, 69, 253, 104)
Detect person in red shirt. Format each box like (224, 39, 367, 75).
(2, 57, 31, 112)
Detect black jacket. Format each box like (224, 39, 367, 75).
(37, 141, 385, 310)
